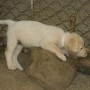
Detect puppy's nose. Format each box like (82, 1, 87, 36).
(85, 48, 89, 56)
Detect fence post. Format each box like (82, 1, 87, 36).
(69, 14, 76, 32)
(31, 0, 35, 20)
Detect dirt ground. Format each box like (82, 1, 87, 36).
(67, 72, 90, 90)
(0, 48, 90, 90)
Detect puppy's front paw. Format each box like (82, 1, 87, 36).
(61, 55, 66, 61)
(58, 54, 66, 61)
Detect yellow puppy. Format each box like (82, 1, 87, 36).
(0, 20, 88, 70)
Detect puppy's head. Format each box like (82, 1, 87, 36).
(65, 33, 88, 58)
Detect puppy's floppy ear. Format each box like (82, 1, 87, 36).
(67, 33, 78, 54)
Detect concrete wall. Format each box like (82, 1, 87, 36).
(0, 0, 90, 50)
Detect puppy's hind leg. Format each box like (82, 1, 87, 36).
(13, 44, 23, 70)
(5, 31, 17, 70)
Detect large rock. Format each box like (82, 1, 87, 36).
(26, 47, 77, 90)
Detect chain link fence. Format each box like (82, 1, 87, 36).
(0, 0, 90, 50)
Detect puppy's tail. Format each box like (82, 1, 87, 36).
(0, 20, 15, 26)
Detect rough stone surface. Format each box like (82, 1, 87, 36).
(26, 47, 77, 90)
(0, 48, 44, 90)
(67, 72, 90, 90)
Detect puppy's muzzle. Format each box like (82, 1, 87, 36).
(77, 48, 88, 57)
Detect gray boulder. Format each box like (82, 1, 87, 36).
(26, 47, 77, 90)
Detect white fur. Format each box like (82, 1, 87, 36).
(0, 20, 87, 70)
